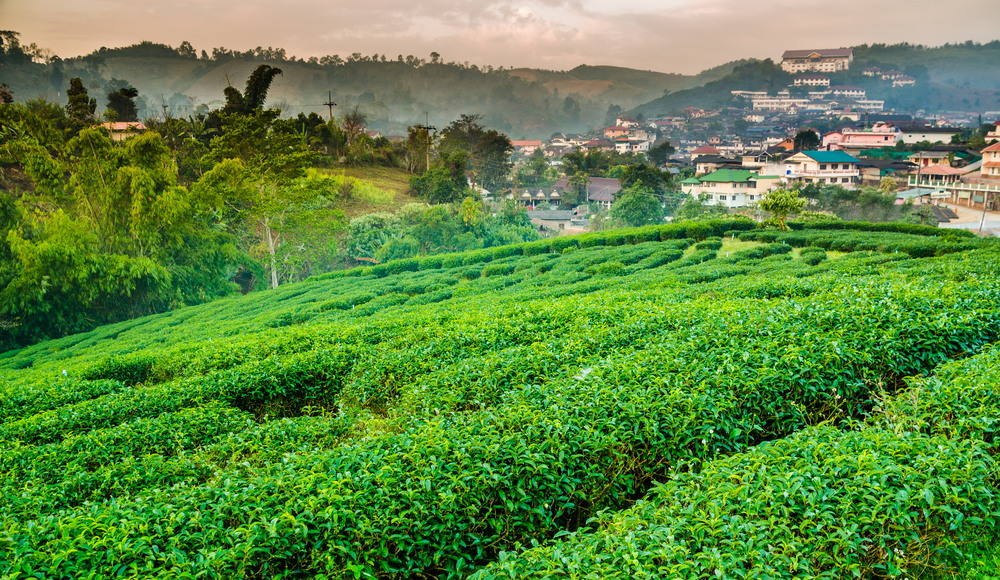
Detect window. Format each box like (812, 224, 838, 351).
(719, 195, 727, 201)
(820, 164, 827, 170)
(842, 177, 849, 183)
(830, 164, 838, 169)
(749, 195, 755, 200)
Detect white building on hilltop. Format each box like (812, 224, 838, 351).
(781, 48, 854, 73)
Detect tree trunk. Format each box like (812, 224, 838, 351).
(265, 217, 279, 289)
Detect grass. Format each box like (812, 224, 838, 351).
(319, 166, 423, 218)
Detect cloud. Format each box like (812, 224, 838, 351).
(2, 0, 999, 74)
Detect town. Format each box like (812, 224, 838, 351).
(495, 47, 998, 233)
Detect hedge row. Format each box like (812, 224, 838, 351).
(4, 267, 1000, 578)
(475, 346, 1000, 580)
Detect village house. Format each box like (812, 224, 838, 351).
(615, 114, 641, 128)
(782, 150, 865, 186)
(780, 48, 854, 73)
(510, 140, 543, 156)
(822, 122, 900, 152)
(863, 67, 881, 77)
(101, 121, 146, 141)
(602, 126, 630, 140)
(907, 151, 952, 168)
(881, 70, 906, 80)
(897, 126, 961, 144)
(552, 176, 622, 211)
(682, 169, 783, 208)
(694, 154, 740, 175)
(893, 75, 916, 87)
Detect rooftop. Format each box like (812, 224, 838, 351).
(797, 150, 865, 164)
(782, 48, 854, 59)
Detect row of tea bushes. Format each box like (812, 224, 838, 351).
(3, 252, 1000, 578)
(474, 346, 1000, 580)
(738, 228, 980, 257)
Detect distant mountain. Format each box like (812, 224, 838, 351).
(2, 38, 745, 139)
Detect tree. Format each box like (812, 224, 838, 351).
(604, 104, 624, 127)
(620, 164, 672, 194)
(793, 130, 820, 151)
(65, 77, 96, 129)
(341, 105, 367, 146)
(610, 185, 664, 227)
(201, 110, 316, 289)
(106, 86, 139, 122)
(647, 141, 676, 166)
(470, 129, 512, 192)
(757, 188, 806, 231)
(878, 177, 898, 195)
(733, 118, 750, 135)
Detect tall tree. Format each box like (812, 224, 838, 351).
(200, 110, 316, 289)
(106, 86, 139, 122)
(610, 185, 665, 227)
(793, 130, 820, 151)
(65, 78, 96, 130)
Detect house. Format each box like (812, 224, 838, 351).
(683, 169, 782, 208)
(552, 176, 622, 210)
(101, 121, 146, 141)
(526, 210, 576, 232)
(615, 114, 640, 128)
(691, 144, 721, 156)
(615, 138, 647, 154)
(907, 151, 951, 168)
(979, 132, 1000, 180)
(602, 126, 630, 140)
(511, 140, 543, 155)
(583, 139, 615, 152)
(782, 150, 865, 186)
(863, 67, 881, 77)
(881, 70, 906, 80)
(893, 75, 916, 87)
(822, 122, 899, 152)
(917, 164, 964, 183)
(694, 154, 739, 175)
(683, 107, 707, 118)
(780, 48, 854, 73)
(897, 126, 961, 144)
(794, 75, 830, 87)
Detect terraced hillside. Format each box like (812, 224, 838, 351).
(2, 219, 999, 579)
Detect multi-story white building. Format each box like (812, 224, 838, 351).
(781, 48, 854, 73)
(782, 151, 864, 186)
(793, 75, 831, 87)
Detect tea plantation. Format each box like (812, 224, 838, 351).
(2, 219, 999, 579)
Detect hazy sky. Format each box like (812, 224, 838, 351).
(4, 0, 1000, 74)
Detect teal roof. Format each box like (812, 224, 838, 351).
(755, 175, 781, 179)
(698, 169, 757, 183)
(800, 151, 862, 163)
(680, 178, 702, 185)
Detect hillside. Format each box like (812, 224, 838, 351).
(3, 35, 745, 138)
(631, 41, 1000, 117)
(2, 219, 1000, 578)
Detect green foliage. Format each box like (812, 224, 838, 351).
(757, 188, 806, 231)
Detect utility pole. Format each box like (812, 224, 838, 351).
(416, 112, 436, 173)
(160, 94, 168, 121)
(323, 91, 337, 121)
